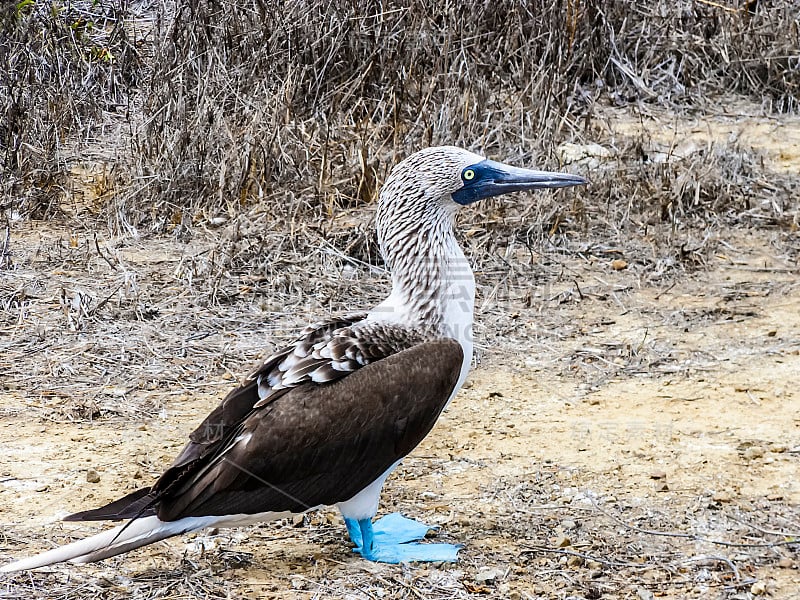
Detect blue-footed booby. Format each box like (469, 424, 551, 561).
(1, 146, 586, 571)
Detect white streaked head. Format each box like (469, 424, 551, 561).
(381, 146, 487, 209)
(376, 145, 587, 230)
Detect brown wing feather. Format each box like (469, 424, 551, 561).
(166, 313, 369, 473)
(155, 338, 463, 520)
(66, 320, 452, 523)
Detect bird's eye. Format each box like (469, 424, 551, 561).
(463, 169, 475, 181)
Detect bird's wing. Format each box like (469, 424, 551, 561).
(66, 321, 459, 523)
(186, 311, 371, 450)
(163, 314, 430, 476)
(153, 338, 463, 520)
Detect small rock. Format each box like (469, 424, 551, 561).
(86, 469, 101, 483)
(654, 481, 669, 492)
(508, 592, 521, 600)
(554, 535, 571, 548)
(475, 567, 503, 583)
(712, 490, 732, 503)
(744, 446, 765, 460)
(649, 470, 667, 480)
(778, 557, 794, 568)
(567, 555, 583, 567)
(292, 514, 305, 527)
(611, 259, 628, 271)
(560, 519, 578, 530)
(637, 589, 654, 600)
(137, 424, 147, 431)
(750, 580, 766, 595)
(133, 470, 143, 479)
(557, 142, 614, 168)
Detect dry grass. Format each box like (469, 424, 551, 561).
(3, 1, 798, 229)
(127, 0, 800, 221)
(0, 0, 143, 219)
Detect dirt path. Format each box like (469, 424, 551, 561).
(1, 221, 797, 599)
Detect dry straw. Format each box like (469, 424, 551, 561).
(2, 0, 798, 229)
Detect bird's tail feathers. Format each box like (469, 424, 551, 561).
(64, 487, 156, 522)
(1, 515, 217, 572)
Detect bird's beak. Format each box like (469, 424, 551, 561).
(452, 159, 588, 205)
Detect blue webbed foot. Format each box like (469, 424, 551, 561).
(373, 512, 434, 545)
(362, 539, 462, 563)
(346, 513, 461, 563)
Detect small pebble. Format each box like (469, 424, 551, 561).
(712, 490, 732, 503)
(654, 481, 669, 492)
(744, 446, 765, 460)
(475, 567, 502, 583)
(554, 535, 571, 548)
(750, 580, 766, 595)
(778, 557, 794, 568)
(567, 555, 583, 567)
(611, 259, 628, 270)
(649, 470, 667, 480)
(86, 469, 101, 483)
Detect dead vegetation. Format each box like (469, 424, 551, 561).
(0, 0, 142, 218)
(2, 1, 798, 236)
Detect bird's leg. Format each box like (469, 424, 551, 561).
(353, 515, 461, 563)
(344, 517, 363, 550)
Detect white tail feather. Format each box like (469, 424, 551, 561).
(1, 515, 219, 572)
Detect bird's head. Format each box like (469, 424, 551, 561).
(379, 146, 587, 220)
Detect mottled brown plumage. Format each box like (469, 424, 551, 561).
(69, 334, 459, 522)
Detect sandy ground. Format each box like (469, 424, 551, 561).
(1, 106, 799, 599)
